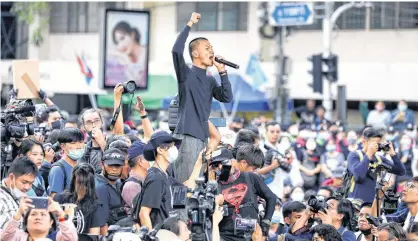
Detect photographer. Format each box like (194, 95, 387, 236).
(290, 196, 357, 241)
(356, 203, 378, 241)
(209, 147, 276, 241)
(346, 128, 406, 203)
(375, 176, 418, 230)
(0, 156, 37, 229)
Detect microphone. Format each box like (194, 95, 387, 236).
(215, 57, 240, 69)
(1, 105, 35, 114)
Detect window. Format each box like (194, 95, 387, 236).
(50, 2, 125, 33)
(1, 2, 28, 59)
(176, 2, 248, 32)
(298, 1, 418, 30)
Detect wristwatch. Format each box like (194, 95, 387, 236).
(140, 112, 148, 119)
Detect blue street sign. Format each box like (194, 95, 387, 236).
(269, 3, 314, 26)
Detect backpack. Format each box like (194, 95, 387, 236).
(121, 176, 142, 191)
(340, 150, 382, 198)
(52, 160, 68, 191)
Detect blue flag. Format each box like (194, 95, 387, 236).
(246, 54, 267, 91)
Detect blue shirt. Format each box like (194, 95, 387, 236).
(95, 174, 124, 225)
(347, 150, 406, 203)
(338, 226, 356, 241)
(48, 159, 73, 194)
(27, 172, 47, 197)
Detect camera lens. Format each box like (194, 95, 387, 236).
(123, 80, 137, 93)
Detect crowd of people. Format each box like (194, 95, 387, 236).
(1, 12, 418, 241)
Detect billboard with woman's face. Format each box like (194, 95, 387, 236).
(101, 9, 150, 90)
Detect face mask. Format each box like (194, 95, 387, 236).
(51, 119, 64, 130)
(67, 148, 85, 160)
(291, 192, 304, 202)
(376, 105, 384, 111)
(11, 176, 26, 199)
(386, 135, 395, 141)
(167, 146, 179, 163)
(272, 211, 281, 224)
(398, 104, 407, 112)
(331, 130, 338, 138)
(306, 141, 316, 151)
(218, 165, 232, 182)
(360, 228, 372, 236)
(326, 145, 336, 152)
(233, 127, 241, 133)
(104, 168, 120, 181)
(348, 138, 357, 145)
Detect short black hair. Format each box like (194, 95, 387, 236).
(266, 121, 280, 130)
(362, 127, 383, 140)
(312, 224, 342, 241)
(282, 201, 306, 218)
(45, 129, 61, 144)
(236, 143, 264, 169)
(327, 197, 355, 230)
(19, 139, 45, 157)
(109, 140, 129, 156)
(188, 37, 208, 60)
(35, 106, 61, 123)
(9, 156, 37, 178)
(360, 202, 372, 209)
(234, 129, 259, 147)
(57, 128, 84, 144)
(377, 222, 408, 240)
(161, 216, 183, 236)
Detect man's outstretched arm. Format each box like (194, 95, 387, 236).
(172, 12, 200, 83)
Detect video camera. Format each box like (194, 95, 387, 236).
(382, 189, 400, 214)
(187, 177, 227, 241)
(307, 195, 328, 213)
(107, 225, 160, 241)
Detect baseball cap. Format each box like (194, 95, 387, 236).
(128, 140, 146, 160)
(143, 131, 182, 161)
(210, 148, 234, 165)
(103, 148, 125, 166)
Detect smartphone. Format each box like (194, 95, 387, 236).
(31, 197, 49, 209)
(209, 117, 227, 128)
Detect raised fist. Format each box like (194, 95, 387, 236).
(190, 12, 201, 24)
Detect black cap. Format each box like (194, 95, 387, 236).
(210, 148, 234, 165)
(103, 148, 125, 166)
(143, 131, 182, 161)
(232, 116, 244, 124)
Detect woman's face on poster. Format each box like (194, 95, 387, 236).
(114, 30, 135, 55)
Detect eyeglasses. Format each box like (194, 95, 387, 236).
(405, 182, 417, 190)
(84, 119, 101, 127)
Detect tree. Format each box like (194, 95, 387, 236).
(11, 2, 50, 47)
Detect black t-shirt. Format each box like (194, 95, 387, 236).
(218, 172, 277, 241)
(140, 167, 176, 227)
(53, 192, 106, 234)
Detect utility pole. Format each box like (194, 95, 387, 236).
(322, 2, 334, 121)
(321, 1, 373, 120)
(274, 26, 288, 125)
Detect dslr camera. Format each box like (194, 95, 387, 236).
(366, 214, 382, 227)
(377, 142, 390, 152)
(307, 196, 328, 213)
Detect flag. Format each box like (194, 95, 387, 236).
(76, 54, 93, 85)
(246, 54, 267, 91)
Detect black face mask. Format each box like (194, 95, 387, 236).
(51, 119, 64, 130)
(218, 165, 232, 182)
(103, 168, 121, 181)
(233, 127, 241, 133)
(331, 130, 338, 138)
(360, 228, 372, 236)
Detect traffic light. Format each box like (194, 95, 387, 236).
(323, 54, 338, 82)
(308, 54, 323, 94)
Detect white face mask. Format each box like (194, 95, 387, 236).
(291, 192, 305, 202)
(167, 146, 179, 163)
(11, 177, 26, 199)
